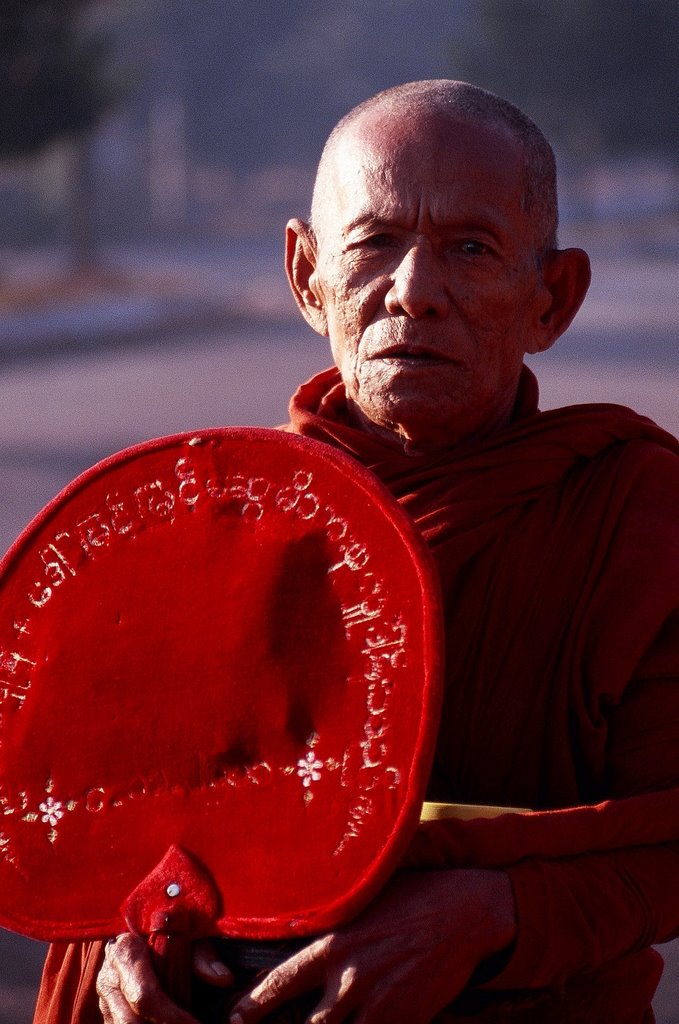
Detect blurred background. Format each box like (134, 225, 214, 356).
(0, 1, 677, 1021)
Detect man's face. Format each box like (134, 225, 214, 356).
(306, 112, 553, 449)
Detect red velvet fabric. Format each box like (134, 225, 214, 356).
(0, 428, 442, 943)
(34, 365, 679, 1022)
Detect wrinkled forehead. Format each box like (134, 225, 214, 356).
(315, 108, 527, 238)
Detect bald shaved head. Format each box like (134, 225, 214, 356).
(311, 80, 558, 258)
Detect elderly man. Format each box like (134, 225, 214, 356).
(35, 81, 679, 1024)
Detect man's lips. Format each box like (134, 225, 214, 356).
(368, 346, 458, 364)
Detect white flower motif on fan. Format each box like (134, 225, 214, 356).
(296, 751, 323, 788)
(39, 797, 64, 827)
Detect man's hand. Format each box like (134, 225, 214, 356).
(96, 932, 233, 1023)
(230, 868, 516, 1024)
(95, 868, 515, 1023)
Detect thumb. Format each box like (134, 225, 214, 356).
(192, 940, 235, 987)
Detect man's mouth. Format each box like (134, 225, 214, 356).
(370, 346, 452, 364)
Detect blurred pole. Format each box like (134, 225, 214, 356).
(148, 95, 188, 232)
(68, 133, 98, 273)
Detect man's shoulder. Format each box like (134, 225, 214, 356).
(530, 400, 677, 471)
(518, 402, 678, 548)
(614, 434, 679, 524)
(574, 408, 678, 523)
(584, 429, 679, 582)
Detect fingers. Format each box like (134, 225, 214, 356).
(229, 938, 329, 1023)
(191, 939, 234, 987)
(303, 964, 359, 1024)
(97, 949, 143, 1024)
(97, 933, 199, 1024)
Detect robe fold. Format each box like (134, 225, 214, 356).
(33, 365, 679, 1022)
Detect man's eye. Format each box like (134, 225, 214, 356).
(364, 233, 395, 249)
(460, 239, 489, 256)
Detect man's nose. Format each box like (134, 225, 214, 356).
(384, 243, 451, 319)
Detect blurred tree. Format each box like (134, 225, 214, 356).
(0, 0, 125, 268)
(449, 0, 679, 165)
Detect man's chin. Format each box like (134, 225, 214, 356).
(349, 394, 469, 452)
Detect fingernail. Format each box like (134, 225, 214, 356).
(210, 960, 231, 977)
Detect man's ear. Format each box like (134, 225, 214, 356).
(526, 247, 591, 355)
(285, 219, 328, 336)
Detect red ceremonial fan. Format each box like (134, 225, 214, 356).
(0, 428, 442, 954)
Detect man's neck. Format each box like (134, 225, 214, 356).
(344, 396, 519, 456)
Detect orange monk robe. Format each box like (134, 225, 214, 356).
(35, 366, 679, 1023)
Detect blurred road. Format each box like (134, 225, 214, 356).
(0, 298, 677, 1021)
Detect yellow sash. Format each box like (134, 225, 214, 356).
(420, 801, 529, 822)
